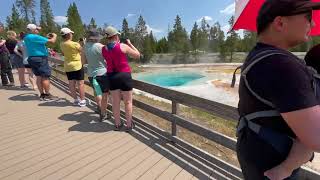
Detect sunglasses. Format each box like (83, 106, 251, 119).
(305, 12, 313, 22)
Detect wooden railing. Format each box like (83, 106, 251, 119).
(48, 57, 320, 180)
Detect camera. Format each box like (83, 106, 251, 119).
(47, 33, 54, 39)
(120, 37, 128, 44)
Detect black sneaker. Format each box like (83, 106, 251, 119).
(94, 107, 101, 114)
(43, 93, 59, 101)
(99, 112, 111, 122)
(39, 94, 46, 101)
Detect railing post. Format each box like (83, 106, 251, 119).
(171, 101, 179, 141)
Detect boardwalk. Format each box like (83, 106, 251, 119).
(0, 76, 226, 180)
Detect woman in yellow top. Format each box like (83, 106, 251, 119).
(60, 28, 86, 107)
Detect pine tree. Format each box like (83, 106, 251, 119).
(149, 31, 157, 53)
(141, 35, 153, 63)
(190, 22, 200, 51)
(40, 0, 56, 34)
(134, 15, 148, 51)
(16, 0, 36, 23)
(6, 4, 24, 32)
(67, 2, 85, 41)
(225, 16, 240, 62)
(121, 18, 130, 39)
(198, 18, 209, 51)
(239, 31, 256, 52)
(168, 15, 190, 55)
(156, 37, 169, 53)
(88, 17, 97, 29)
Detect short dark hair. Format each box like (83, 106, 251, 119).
(62, 33, 71, 40)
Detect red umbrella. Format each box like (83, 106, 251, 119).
(232, 0, 320, 36)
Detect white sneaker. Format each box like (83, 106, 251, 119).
(78, 100, 86, 107)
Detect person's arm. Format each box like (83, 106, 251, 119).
(0, 39, 5, 46)
(81, 49, 87, 65)
(47, 33, 57, 44)
(120, 39, 140, 59)
(281, 107, 320, 151)
(264, 139, 314, 180)
(14, 44, 23, 58)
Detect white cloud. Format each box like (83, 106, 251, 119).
(54, 16, 67, 24)
(197, 16, 213, 23)
(221, 24, 244, 38)
(126, 13, 137, 18)
(220, 2, 235, 15)
(222, 24, 231, 34)
(146, 25, 163, 34)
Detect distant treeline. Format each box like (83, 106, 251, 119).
(2, 0, 319, 63)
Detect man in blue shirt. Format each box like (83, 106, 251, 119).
(24, 24, 57, 100)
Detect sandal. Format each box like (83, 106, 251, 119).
(114, 121, 124, 131)
(125, 121, 136, 133)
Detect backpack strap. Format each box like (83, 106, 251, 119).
(241, 50, 287, 108)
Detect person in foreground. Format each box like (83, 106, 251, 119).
(24, 24, 57, 100)
(237, 0, 320, 179)
(102, 26, 140, 131)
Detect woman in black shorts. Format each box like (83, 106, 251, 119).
(60, 28, 86, 107)
(102, 26, 140, 131)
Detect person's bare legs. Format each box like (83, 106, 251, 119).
(77, 80, 85, 101)
(100, 92, 109, 116)
(122, 90, 133, 128)
(42, 77, 50, 94)
(17, 68, 26, 86)
(68, 80, 77, 100)
(26, 68, 37, 90)
(111, 90, 121, 126)
(36, 76, 43, 94)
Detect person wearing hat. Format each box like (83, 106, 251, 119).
(102, 26, 140, 131)
(81, 28, 110, 120)
(6, 30, 28, 88)
(236, 0, 320, 179)
(60, 27, 86, 107)
(24, 23, 57, 100)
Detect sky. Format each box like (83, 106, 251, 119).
(0, 0, 237, 38)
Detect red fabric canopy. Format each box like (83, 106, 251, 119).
(232, 0, 320, 36)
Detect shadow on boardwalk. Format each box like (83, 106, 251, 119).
(59, 111, 114, 133)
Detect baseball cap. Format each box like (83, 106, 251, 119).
(257, 0, 320, 34)
(104, 26, 120, 38)
(86, 28, 102, 40)
(27, 24, 41, 30)
(60, 27, 74, 35)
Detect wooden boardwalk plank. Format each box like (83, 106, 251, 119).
(61, 138, 140, 180)
(0, 74, 237, 180)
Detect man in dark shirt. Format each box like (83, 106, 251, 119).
(237, 0, 320, 179)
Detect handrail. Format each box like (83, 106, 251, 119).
(48, 57, 320, 179)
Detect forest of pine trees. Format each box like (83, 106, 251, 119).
(3, 1, 317, 63)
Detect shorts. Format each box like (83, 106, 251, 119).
(107, 72, 133, 91)
(9, 54, 25, 69)
(88, 74, 110, 94)
(28, 56, 51, 77)
(66, 68, 84, 80)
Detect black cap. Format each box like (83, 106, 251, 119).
(86, 28, 103, 40)
(257, 0, 320, 34)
